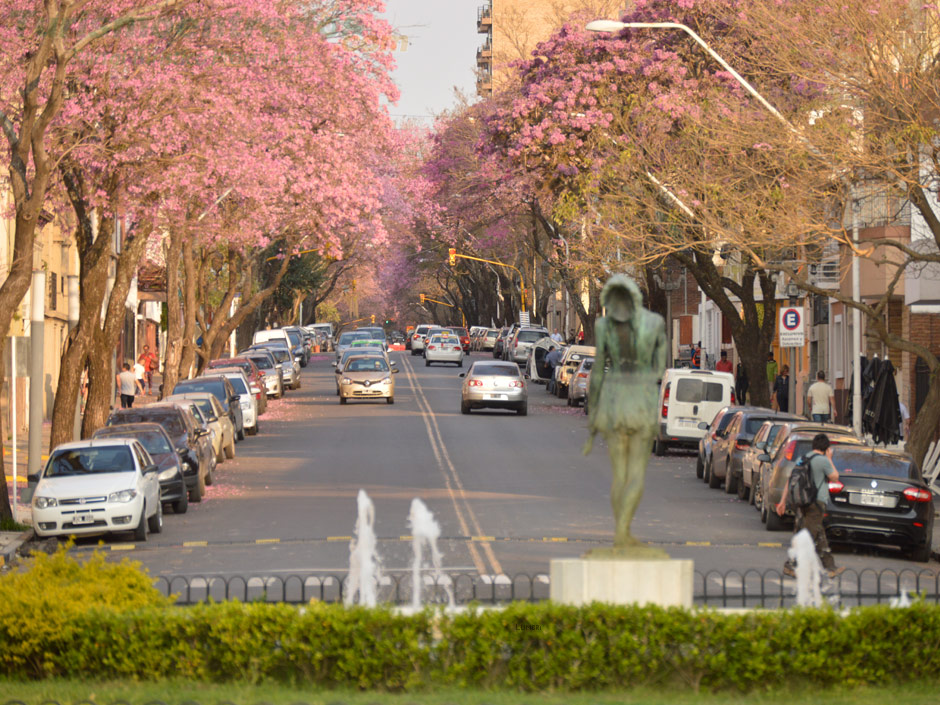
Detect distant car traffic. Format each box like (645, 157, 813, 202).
(460, 360, 527, 415)
(338, 354, 398, 404)
(425, 333, 464, 367)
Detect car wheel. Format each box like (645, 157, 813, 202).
(205, 462, 214, 487)
(225, 438, 235, 460)
(910, 538, 933, 563)
(724, 469, 737, 495)
(764, 502, 784, 531)
(736, 473, 749, 501)
(247, 424, 257, 436)
(148, 501, 163, 534)
(750, 474, 760, 507)
(133, 508, 148, 542)
(215, 444, 224, 463)
(517, 403, 527, 416)
(695, 456, 704, 478)
(708, 461, 722, 489)
(387, 397, 394, 405)
(237, 427, 245, 441)
(425, 359, 430, 367)
(457, 360, 463, 368)
(655, 439, 667, 457)
(173, 487, 189, 514)
(189, 472, 204, 503)
(340, 397, 347, 404)
(461, 401, 470, 415)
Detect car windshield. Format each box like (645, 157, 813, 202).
(831, 450, 916, 479)
(45, 446, 135, 477)
(286, 330, 302, 346)
(95, 430, 172, 455)
(111, 410, 185, 437)
(485, 330, 498, 339)
(246, 355, 273, 369)
(227, 377, 248, 394)
(676, 378, 725, 403)
(269, 349, 290, 363)
(449, 328, 468, 337)
(339, 332, 369, 345)
(581, 360, 594, 371)
(471, 364, 520, 377)
(351, 340, 383, 347)
(346, 358, 389, 372)
(174, 380, 222, 400)
(745, 417, 776, 434)
(192, 399, 215, 418)
(517, 330, 547, 343)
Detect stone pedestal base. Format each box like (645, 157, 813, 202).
(550, 557, 694, 607)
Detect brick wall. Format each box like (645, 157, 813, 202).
(908, 312, 940, 432)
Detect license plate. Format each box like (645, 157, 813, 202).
(72, 513, 94, 525)
(854, 493, 894, 508)
(678, 418, 699, 428)
(484, 394, 508, 400)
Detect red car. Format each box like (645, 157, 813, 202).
(448, 326, 471, 353)
(207, 357, 267, 412)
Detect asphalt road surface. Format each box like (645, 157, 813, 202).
(76, 351, 937, 591)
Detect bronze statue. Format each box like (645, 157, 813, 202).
(584, 274, 668, 556)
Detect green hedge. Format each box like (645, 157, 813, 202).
(3, 551, 940, 692)
(5, 599, 940, 691)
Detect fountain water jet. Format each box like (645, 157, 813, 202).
(345, 490, 382, 606)
(409, 498, 455, 609)
(789, 528, 823, 607)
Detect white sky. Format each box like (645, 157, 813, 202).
(381, 1, 482, 125)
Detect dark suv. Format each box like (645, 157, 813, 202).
(172, 375, 244, 439)
(106, 404, 213, 502)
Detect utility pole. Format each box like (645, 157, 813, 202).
(27, 269, 45, 486)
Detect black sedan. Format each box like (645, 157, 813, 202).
(92, 422, 188, 514)
(825, 446, 934, 562)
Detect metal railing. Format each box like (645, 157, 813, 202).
(153, 567, 940, 607)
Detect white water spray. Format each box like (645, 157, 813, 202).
(789, 529, 824, 607)
(409, 498, 455, 610)
(345, 490, 381, 606)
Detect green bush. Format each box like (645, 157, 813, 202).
(3, 554, 940, 693)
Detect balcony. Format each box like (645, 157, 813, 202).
(476, 77, 493, 96)
(477, 4, 492, 33)
(476, 40, 492, 67)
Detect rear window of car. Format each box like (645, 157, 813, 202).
(745, 417, 776, 434)
(485, 330, 498, 338)
(517, 330, 548, 343)
(675, 378, 725, 403)
(449, 328, 469, 337)
(46, 446, 135, 477)
(471, 364, 520, 377)
(111, 409, 186, 437)
(96, 429, 172, 456)
(831, 451, 916, 479)
(173, 379, 223, 398)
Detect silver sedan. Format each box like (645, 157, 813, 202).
(459, 360, 527, 415)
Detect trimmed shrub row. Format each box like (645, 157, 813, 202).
(4, 599, 940, 691)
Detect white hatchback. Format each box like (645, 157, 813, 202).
(31, 439, 163, 541)
(425, 333, 464, 367)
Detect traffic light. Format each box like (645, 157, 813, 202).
(420, 294, 425, 303)
(448, 248, 456, 266)
(371, 314, 375, 324)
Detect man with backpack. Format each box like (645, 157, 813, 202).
(775, 433, 844, 578)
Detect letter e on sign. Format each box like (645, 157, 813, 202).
(778, 307, 805, 347)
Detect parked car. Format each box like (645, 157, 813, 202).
(568, 357, 594, 407)
(425, 332, 464, 367)
(107, 402, 215, 503)
(525, 336, 559, 385)
(481, 328, 499, 352)
(207, 357, 267, 414)
(171, 375, 244, 442)
(337, 354, 398, 404)
(247, 342, 299, 390)
(742, 417, 802, 508)
(91, 423, 188, 515)
(757, 423, 862, 530)
(460, 360, 527, 415)
(410, 324, 433, 355)
(31, 439, 163, 541)
(554, 345, 596, 398)
(252, 328, 291, 348)
(240, 350, 284, 398)
(492, 327, 511, 359)
(824, 446, 934, 562)
(208, 369, 259, 436)
(656, 368, 736, 456)
(707, 408, 799, 495)
(508, 326, 550, 365)
(164, 392, 235, 461)
(696, 406, 736, 480)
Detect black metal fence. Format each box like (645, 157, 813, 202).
(153, 567, 940, 608)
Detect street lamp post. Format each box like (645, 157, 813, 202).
(587, 18, 864, 435)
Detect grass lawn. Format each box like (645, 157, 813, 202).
(2, 681, 939, 705)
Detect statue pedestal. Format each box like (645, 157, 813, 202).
(550, 556, 694, 608)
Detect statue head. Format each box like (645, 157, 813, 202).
(601, 274, 643, 324)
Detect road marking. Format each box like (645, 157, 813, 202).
(399, 535, 414, 541)
(111, 544, 136, 551)
(686, 541, 711, 546)
(401, 355, 501, 575)
(255, 538, 280, 544)
(543, 537, 567, 543)
(183, 541, 208, 547)
(471, 535, 495, 541)
(758, 542, 783, 548)
(327, 536, 352, 542)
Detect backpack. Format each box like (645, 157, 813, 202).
(787, 452, 819, 509)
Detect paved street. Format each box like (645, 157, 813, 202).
(61, 352, 936, 586)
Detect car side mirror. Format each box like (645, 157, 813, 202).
(389, 361, 397, 366)
(144, 463, 158, 475)
(197, 429, 209, 437)
(229, 395, 240, 403)
(335, 368, 342, 374)
(524, 374, 530, 380)
(698, 422, 709, 430)
(758, 454, 771, 463)
(458, 373, 466, 378)
(208, 415, 219, 423)
(392, 368, 400, 374)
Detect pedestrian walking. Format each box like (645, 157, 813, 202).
(735, 361, 749, 406)
(772, 364, 790, 412)
(138, 344, 157, 393)
(776, 433, 844, 579)
(691, 342, 702, 369)
(806, 370, 836, 423)
(551, 330, 563, 343)
(116, 362, 143, 409)
(766, 351, 778, 397)
(545, 345, 563, 394)
(715, 350, 733, 373)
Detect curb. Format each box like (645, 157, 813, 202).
(0, 528, 34, 567)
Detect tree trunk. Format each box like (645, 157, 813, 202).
(907, 367, 940, 469)
(177, 238, 198, 381)
(161, 231, 184, 398)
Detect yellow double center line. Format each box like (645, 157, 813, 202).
(400, 355, 503, 576)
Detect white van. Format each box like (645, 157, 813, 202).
(252, 329, 291, 347)
(655, 368, 735, 456)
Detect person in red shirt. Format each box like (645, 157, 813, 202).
(716, 349, 733, 373)
(138, 344, 157, 394)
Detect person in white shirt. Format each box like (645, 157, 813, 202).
(551, 330, 563, 343)
(899, 400, 910, 440)
(806, 370, 836, 423)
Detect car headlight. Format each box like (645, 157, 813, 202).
(159, 467, 180, 481)
(34, 496, 57, 509)
(342, 378, 353, 384)
(109, 489, 138, 503)
(379, 377, 391, 385)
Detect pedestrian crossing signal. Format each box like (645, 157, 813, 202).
(448, 248, 456, 266)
